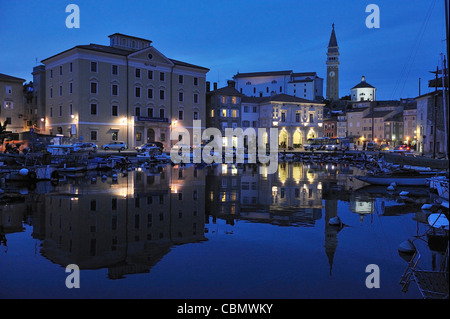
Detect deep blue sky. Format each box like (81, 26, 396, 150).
(0, 0, 447, 100)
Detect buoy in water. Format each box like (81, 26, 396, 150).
(398, 239, 416, 254)
(19, 168, 29, 176)
(387, 185, 395, 191)
(399, 191, 409, 196)
(421, 204, 433, 210)
(390, 182, 397, 187)
(329, 216, 342, 226)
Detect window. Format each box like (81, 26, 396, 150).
(50, 107, 53, 117)
(296, 113, 300, 122)
(280, 86, 282, 92)
(221, 109, 227, 117)
(59, 86, 62, 96)
(210, 109, 214, 117)
(90, 61, 97, 72)
(112, 132, 118, 141)
(193, 93, 198, 104)
(90, 103, 97, 115)
(178, 92, 184, 102)
(135, 68, 141, 78)
(59, 66, 62, 75)
(281, 112, 286, 122)
(159, 90, 165, 100)
(147, 108, 153, 117)
(69, 63, 73, 72)
(90, 82, 97, 94)
(193, 111, 198, 120)
(309, 113, 314, 123)
(221, 96, 227, 104)
(69, 82, 73, 94)
(147, 88, 153, 99)
(69, 104, 73, 115)
(160, 72, 165, 81)
(50, 88, 53, 98)
(159, 108, 165, 118)
(243, 120, 249, 127)
(112, 65, 118, 75)
(148, 70, 153, 79)
(232, 96, 237, 104)
(50, 69, 53, 78)
(112, 84, 118, 96)
(135, 87, 141, 98)
(244, 106, 248, 113)
(4, 101, 13, 109)
(179, 75, 183, 84)
(252, 121, 257, 127)
(90, 130, 97, 141)
(135, 107, 141, 116)
(178, 110, 183, 120)
(112, 105, 118, 116)
(232, 110, 238, 118)
(59, 105, 62, 116)
(253, 106, 257, 113)
(194, 77, 198, 86)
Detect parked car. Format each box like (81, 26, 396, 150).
(380, 144, 390, 151)
(135, 142, 164, 153)
(102, 141, 127, 151)
(366, 142, 375, 151)
(366, 142, 380, 151)
(395, 144, 411, 152)
(72, 142, 97, 152)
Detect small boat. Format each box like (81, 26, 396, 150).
(428, 213, 449, 230)
(355, 175, 431, 186)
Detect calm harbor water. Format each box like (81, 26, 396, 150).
(0, 162, 445, 299)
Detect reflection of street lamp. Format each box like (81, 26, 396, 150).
(392, 134, 396, 147)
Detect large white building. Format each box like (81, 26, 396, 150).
(233, 71, 323, 101)
(40, 33, 209, 149)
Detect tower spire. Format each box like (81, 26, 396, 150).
(326, 24, 340, 101)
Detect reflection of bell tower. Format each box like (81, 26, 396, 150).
(324, 199, 340, 276)
(326, 23, 340, 101)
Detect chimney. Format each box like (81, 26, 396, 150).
(213, 82, 218, 90)
(227, 80, 236, 88)
(361, 75, 366, 82)
(206, 81, 210, 92)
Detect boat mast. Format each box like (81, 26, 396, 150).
(433, 66, 438, 159)
(445, 0, 449, 159)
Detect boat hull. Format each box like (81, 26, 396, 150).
(355, 175, 430, 186)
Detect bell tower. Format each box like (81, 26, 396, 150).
(326, 24, 340, 101)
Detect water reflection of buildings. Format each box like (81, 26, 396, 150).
(1, 162, 385, 280)
(206, 162, 329, 226)
(38, 165, 206, 279)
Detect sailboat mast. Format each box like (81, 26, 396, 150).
(445, 0, 449, 159)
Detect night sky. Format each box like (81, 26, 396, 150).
(0, 0, 447, 100)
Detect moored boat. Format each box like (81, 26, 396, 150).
(355, 174, 432, 186)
